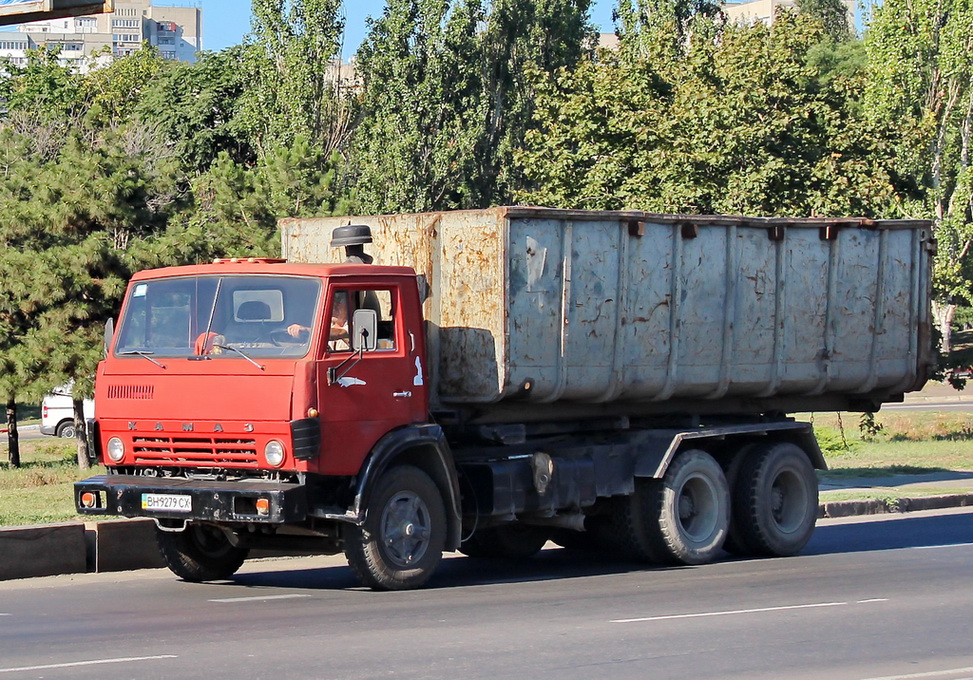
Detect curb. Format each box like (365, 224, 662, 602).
(3, 495, 973, 582)
(818, 492, 973, 519)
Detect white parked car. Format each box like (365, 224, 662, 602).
(40, 389, 94, 438)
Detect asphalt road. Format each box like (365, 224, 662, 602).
(0, 427, 44, 444)
(1, 508, 972, 680)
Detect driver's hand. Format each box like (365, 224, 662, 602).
(287, 324, 308, 337)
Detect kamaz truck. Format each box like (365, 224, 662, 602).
(76, 208, 934, 589)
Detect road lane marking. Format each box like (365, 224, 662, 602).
(860, 666, 973, 680)
(0, 655, 177, 674)
(209, 593, 311, 604)
(611, 598, 888, 624)
(911, 543, 973, 550)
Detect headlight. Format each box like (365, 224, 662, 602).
(264, 440, 285, 467)
(107, 437, 125, 463)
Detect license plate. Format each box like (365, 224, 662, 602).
(141, 493, 192, 513)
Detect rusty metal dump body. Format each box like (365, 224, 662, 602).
(281, 208, 933, 418)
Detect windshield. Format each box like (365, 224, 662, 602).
(114, 275, 321, 359)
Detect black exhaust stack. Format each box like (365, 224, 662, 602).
(330, 225, 373, 264)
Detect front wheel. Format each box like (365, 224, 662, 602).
(344, 465, 447, 591)
(156, 523, 249, 581)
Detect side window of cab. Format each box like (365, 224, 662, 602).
(327, 289, 397, 353)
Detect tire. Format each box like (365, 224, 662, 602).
(730, 442, 818, 557)
(344, 465, 447, 591)
(56, 421, 76, 438)
(639, 449, 730, 565)
(156, 523, 249, 582)
(459, 523, 550, 559)
(584, 489, 658, 562)
(720, 443, 761, 556)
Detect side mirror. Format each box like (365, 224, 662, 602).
(103, 318, 115, 358)
(352, 309, 378, 352)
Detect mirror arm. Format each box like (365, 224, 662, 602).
(327, 328, 370, 385)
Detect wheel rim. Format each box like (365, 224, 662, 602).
(677, 473, 720, 543)
(380, 490, 432, 568)
(769, 468, 809, 534)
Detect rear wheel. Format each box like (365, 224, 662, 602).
(344, 465, 446, 591)
(156, 523, 249, 581)
(56, 421, 76, 438)
(585, 489, 657, 562)
(729, 442, 818, 557)
(460, 523, 550, 559)
(639, 449, 730, 565)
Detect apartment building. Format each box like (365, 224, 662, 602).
(0, 0, 200, 71)
(723, 0, 856, 27)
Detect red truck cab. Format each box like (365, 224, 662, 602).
(95, 259, 428, 478)
(77, 257, 461, 589)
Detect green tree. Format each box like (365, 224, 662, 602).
(3, 47, 83, 122)
(613, 0, 722, 57)
(518, 12, 890, 216)
(352, 0, 593, 214)
(796, 0, 852, 41)
(241, 0, 349, 155)
(352, 0, 487, 213)
(134, 46, 256, 174)
(865, 0, 973, 352)
(184, 135, 350, 257)
(83, 44, 170, 126)
(0, 119, 182, 466)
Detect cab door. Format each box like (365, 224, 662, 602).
(316, 282, 427, 476)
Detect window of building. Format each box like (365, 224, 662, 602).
(157, 37, 173, 45)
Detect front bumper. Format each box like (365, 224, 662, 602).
(75, 474, 308, 524)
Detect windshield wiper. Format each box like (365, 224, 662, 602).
(213, 344, 265, 371)
(118, 350, 167, 369)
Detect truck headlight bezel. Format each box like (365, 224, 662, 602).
(106, 437, 125, 463)
(264, 440, 285, 468)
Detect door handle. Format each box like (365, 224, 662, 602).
(392, 391, 413, 398)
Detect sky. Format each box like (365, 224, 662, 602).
(199, 0, 618, 57)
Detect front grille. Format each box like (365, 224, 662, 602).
(133, 436, 259, 467)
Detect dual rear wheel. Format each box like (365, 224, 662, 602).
(589, 443, 817, 566)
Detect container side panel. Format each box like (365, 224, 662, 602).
(506, 218, 564, 401)
(437, 215, 506, 401)
(781, 229, 831, 392)
(827, 229, 879, 390)
(727, 228, 777, 390)
(669, 228, 728, 396)
(561, 219, 622, 400)
(617, 224, 674, 398)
